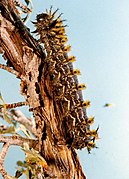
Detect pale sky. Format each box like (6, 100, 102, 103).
(1, 1, 129, 178)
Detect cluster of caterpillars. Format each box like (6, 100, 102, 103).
(33, 7, 98, 153)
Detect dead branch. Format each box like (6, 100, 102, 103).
(0, 63, 19, 77)
(0, 143, 9, 178)
(0, 135, 39, 149)
(10, 109, 38, 136)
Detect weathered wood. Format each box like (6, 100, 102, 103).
(0, 0, 86, 178)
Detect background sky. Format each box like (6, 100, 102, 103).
(1, 0, 129, 179)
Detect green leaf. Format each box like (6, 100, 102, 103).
(16, 160, 25, 167)
(0, 126, 15, 134)
(19, 124, 32, 138)
(3, 112, 12, 124)
(22, 148, 47, 168)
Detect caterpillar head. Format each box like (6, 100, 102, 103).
(36, 13, 50, 22)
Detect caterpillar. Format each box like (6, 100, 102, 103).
(33, 7, 98, 152)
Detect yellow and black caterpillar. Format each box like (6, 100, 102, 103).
(33, 7, 98, 153)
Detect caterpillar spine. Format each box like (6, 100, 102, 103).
(33, 7, 98, 152)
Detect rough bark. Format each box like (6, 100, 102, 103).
(0, 0, 86, 178)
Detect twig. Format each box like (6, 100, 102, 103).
(0, 107, 38, 137)
(0, 135, 38, 178)
(14, 0, 32, 13)
(0, 134, 39, 149)
(0, 143, 9, 178)
(0, 143, 9, 165)
(4, 101, 27, 109)
(10, 109, 38, 137)
(0, 63, 19, 77)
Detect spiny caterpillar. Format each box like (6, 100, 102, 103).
(33, 7, 98, 153)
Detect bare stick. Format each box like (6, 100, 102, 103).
(0, 143, 9, 164)
(10, 109, 38, 137)
(4, 101, 27, 109)
(0, 109, 38, 137)
(14, 0, 32, 13)
(0, 143, 9, 178)
(0, 135, 39, 149)
(0, 63, 19, 77)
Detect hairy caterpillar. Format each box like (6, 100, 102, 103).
(33, 7, 98, 152)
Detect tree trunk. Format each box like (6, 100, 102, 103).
(0, 0, 87, 178)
